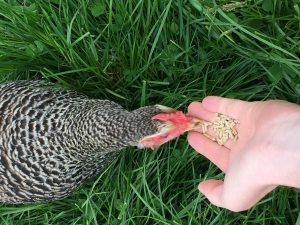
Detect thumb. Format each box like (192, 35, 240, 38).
(198, 180, 224, 207)
(198, 179, 277, 212)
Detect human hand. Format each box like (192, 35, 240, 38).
(187, 96, 300, 212)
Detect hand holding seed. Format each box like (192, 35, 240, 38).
(187, 96, 300, 212)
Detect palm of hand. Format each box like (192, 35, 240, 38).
(188, 96, 300, 212)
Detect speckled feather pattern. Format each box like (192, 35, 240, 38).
(0, 80, 161, 203)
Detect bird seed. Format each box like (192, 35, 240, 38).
(201, 113, 239, 146)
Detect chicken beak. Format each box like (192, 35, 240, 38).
(155, 104, 177, 113)
(187, 117, 209, 131)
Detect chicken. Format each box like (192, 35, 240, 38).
(0, 80, 203, 203)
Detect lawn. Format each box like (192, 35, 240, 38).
(0, 0, 300, 224)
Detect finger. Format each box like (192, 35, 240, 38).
(221, 138, 238, 150)
(188, 131, 230, 172)
(187, 102, 217, 133)
(198, 179, 223, 206)
(188, 102, 216, 121)
(188, 101, 240, 150)
(202, 96, 249, 119)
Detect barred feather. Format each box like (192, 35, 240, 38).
(0, 80, 161, 203)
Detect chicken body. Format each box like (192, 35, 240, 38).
(0, 80, 163, 203)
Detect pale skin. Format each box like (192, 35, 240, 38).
(187, 96, 300, 212)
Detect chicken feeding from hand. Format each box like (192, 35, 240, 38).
(0, 80, 204, 204)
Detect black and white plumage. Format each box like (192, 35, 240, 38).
(0, 80, 173, 204)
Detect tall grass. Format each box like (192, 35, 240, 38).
(0, 0, 299, 224)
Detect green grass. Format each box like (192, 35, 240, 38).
(0, 0, 300, 224)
